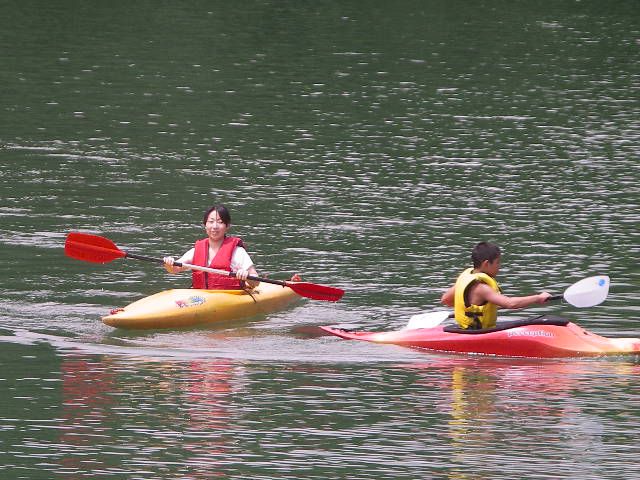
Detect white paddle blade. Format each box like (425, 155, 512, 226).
(405, 310, 452, 330)
(564, 275, 610, 308)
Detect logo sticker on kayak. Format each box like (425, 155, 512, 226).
(175, 296, 206, 308)
(507, 330, 554, 338)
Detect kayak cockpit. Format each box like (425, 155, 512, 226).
(443, 315, 571, 335)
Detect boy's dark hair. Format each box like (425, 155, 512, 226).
(471, 242, 501, 268)
(202, 205, 232, 226)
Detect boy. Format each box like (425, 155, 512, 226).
(440, 242, 551, 329)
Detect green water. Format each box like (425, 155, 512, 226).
(1, 1, 639, 478)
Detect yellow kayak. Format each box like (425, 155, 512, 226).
(102, 282, 300, 330)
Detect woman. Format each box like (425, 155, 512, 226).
(163, 205, 260, 290)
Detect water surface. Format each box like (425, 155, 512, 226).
(1, 1, 639, 478)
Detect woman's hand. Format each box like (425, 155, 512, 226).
(235, 268, 250, 281)
(163, 256, 179, 273)
(236, 267, 260, 289)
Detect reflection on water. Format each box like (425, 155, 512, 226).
(0, 352, 624, 478)
(1, 328, 639, 478)
(404, 357, 640, 479)
(59, 357, 117, 477)
(57, 355, 242, 478)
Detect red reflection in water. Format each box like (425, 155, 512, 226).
(58, 357, 116, 475)
(181, 359, 237, 477)
(57, 355, 242, 478)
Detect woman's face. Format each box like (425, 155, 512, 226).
(204, 210, 229, 242)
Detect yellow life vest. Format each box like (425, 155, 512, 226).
(453, 267, 501, 329)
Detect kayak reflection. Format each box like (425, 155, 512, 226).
(58, 354, 246, 478)
(402, 357, 640, 479)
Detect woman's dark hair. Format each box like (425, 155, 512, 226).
(202, 205, 231, 226)
(471, 242, 501, 268)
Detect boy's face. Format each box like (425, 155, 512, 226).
(481, 256, 501, 278)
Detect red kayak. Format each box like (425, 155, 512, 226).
(320, 316, 640, 358)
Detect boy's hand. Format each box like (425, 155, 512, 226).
(538, 292, 552, 303)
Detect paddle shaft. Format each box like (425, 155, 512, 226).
(64, 232, 344, 301)
(124, 251, 288, 288)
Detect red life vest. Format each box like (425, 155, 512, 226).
(191, 236, 245, 290)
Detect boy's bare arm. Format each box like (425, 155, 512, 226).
(478, 283, 550, 310)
